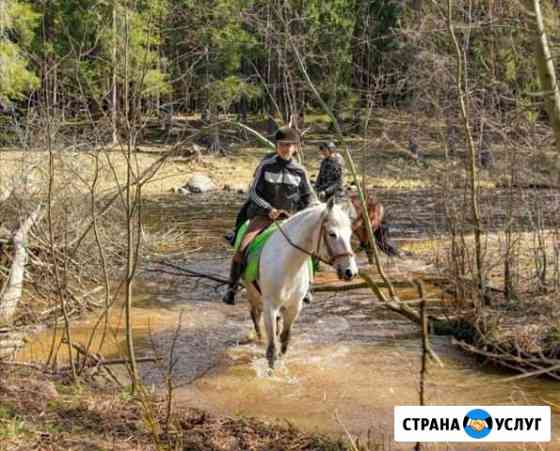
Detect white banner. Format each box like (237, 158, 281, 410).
(394, 406, 551, 442)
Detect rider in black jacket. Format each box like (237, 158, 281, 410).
(315, 142, 343, 201)
(247, 154, 313, 218)
(223, 127, 314, 305)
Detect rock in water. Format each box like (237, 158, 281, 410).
(176, 186, 190, 195)
(186, 174, 216, 193)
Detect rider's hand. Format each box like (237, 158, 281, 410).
(269, 208, 280, 220)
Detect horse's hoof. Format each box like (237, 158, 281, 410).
(266, 346, 278, 369)
(238, 334, 254, 345)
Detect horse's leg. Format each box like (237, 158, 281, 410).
(263, 301, 279, 369)
(246, 285, 263, 342)
(276, 312, 282, 336)
(251, 306, 263, 342)
(280, 300, 303, 356)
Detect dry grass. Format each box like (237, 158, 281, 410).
(0, 146, 265, 198)
(0, 141, 432, 200)
(176, 409, 351, 451)
(0, 366, 150, 450)
(419, 230, 560, 359)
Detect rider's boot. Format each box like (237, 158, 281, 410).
(222, 259, 243, 305)
(223, 231, 235, 246)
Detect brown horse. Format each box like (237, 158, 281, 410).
(348, 191, 384, 245)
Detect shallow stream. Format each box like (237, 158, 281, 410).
(19, 193, 560, 447)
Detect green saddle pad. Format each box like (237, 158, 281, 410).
(234, 220, 314, 284)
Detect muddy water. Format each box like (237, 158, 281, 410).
(137, 266, 560, 446)
(19, 193, 560, 447)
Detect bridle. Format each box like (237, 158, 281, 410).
(275, 211, 355, 266)
(316, 215, 355, 265)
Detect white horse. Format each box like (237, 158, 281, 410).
(244, 197, 358, 369)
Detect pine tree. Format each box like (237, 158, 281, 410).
(0, 0, 40, 105)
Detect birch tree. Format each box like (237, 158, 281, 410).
(0, 205, 42, 324)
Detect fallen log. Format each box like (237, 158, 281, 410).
(63, 341, 156, 386)
(0, 361, 49, 371)
(149, 261, 229, 285)
(150, 262, 428, 292)
(452, 338, 560, 381)
(313, 279, 416, 292)
(0, 206, 43, 324)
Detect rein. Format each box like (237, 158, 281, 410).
(273, 211, 354, 266)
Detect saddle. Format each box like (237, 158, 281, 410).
(234, 220, 314, 284)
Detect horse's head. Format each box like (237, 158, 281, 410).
(321, 196, 359, 281)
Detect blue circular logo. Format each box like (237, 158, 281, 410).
(463, 409, 493, 439)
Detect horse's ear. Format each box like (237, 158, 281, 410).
(326, 195, 336, 212)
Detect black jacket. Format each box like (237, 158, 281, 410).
(248, 154, 313, 218)
(315, 155, 343, 198)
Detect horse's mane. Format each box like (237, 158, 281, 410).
(284, 200, 352, 230)
(284, 203, 325, 226)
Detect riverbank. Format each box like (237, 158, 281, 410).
(0, 364, 355, 450)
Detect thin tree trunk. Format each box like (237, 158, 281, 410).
(123, 5, 139, 391)
(525, 0, 560, 153)
(41, 4, 77, 380)
(112, 1, 118, 146)
(443, 0, 484, 309)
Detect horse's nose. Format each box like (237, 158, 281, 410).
(344, 268, 354, 280)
